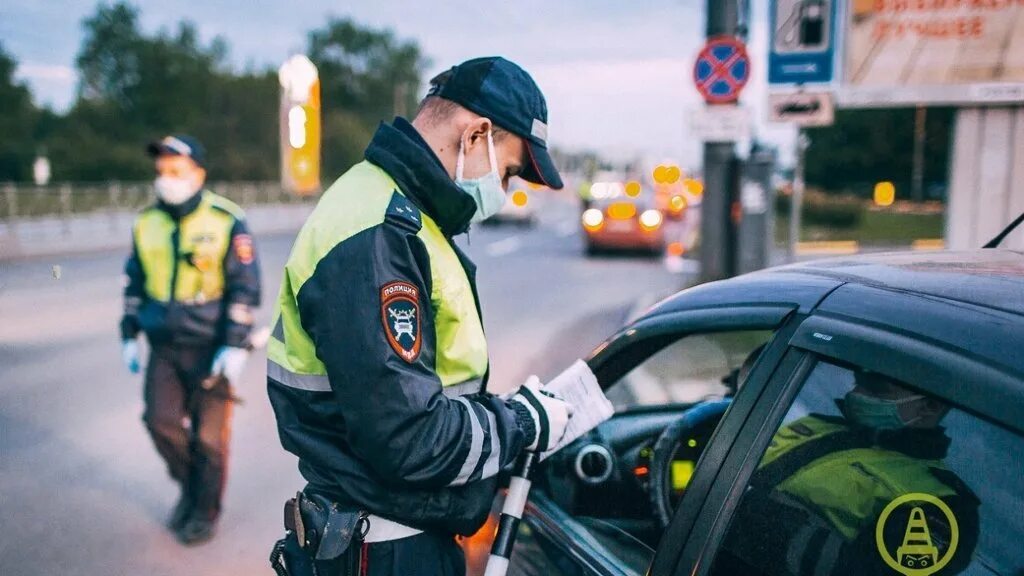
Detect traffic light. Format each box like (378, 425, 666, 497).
(278, 55, 321, 196)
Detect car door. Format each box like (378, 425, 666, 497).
(503, 303, 806, 576)
(659, 313, 1024, 576)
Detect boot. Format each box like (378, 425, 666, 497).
(167, 487, 193, 531)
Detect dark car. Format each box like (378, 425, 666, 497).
(504, 249, 1024, 576)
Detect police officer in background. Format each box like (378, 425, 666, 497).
(267, 57, 573, 575)
(120, 135, 261, 545)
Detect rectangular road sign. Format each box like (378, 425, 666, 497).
(768, 92, 835, 126)
(689, 106, 751, 142)
(769, 0, 836, 85)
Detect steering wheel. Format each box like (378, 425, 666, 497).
(648, 399, 732, 527)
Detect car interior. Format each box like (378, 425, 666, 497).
(512, 329, 1024, 576)
(520, 331, 773, 565)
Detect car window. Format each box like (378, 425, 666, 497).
(607, 330, 773, 409)
(707, 357, 1024, 576)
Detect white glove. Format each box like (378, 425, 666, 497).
(122, 340, 140, 374)
(211, 346, 248, 384)
(511, 376, 574, 453)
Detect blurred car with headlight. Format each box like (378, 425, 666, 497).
(482, 180, 538, 227)
(581, 181, 666, 256)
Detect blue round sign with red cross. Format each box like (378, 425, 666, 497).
(693, 36, 751, 104)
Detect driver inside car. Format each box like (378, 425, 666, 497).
(712, 371, 980, 576)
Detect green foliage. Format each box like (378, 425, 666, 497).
(0, 42, 39, 181)
(803, 108, 954, 199)
(307, 17, 430, 179)
(0, 3, 428, 184)
(775, 190, 865, 229)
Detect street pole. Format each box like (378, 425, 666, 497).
(911, 105, 926, 202)
(788, 132, 810, 263)
(699, 0, 741, 283)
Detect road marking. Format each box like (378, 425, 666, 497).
(795, 240, 860, 255)
(486, 237, 522, 257)
(556, 222, 577, 238)
(912, 238, 945, 251)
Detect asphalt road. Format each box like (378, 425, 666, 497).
(0, 193, 684, 575)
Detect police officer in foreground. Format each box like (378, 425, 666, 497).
(267, 57, 574, 575)
(120, 135, 261, 545)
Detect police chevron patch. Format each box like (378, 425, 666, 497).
(381, 281, 421, 362)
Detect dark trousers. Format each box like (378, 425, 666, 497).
(280, 531, 465, 576)
(143, 344, 232, 520)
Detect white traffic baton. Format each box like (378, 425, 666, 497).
(482, 451, 537, 576)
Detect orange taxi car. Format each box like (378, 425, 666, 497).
(581, 181, 666, 256)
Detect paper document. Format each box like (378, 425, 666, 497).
(540, 359, 614, 461)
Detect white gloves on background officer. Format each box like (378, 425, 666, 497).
(211, 346, 248, 384)
(511, 376, 574, 453)
(121, 339, 140, 374)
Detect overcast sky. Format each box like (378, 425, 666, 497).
(1, 0, 795, 167)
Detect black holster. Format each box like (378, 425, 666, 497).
(269, 492, 367, 576)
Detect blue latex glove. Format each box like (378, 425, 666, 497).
(122, 340, 140, 374)
(211, 346, 248, 384)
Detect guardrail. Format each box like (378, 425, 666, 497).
(0, 181, 319, 260)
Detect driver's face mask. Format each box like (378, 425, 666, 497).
(843, 391, 927, 430)
(455, 128, 506, 223)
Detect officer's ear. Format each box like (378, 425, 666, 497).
(193, 166, 207, 187)
(463, 117, 493, 149)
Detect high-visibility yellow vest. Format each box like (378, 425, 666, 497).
(134, 191, 243, 304)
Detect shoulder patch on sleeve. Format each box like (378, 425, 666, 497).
(384, 191, 422, 232)
(381, 280, 422, 362)
(233, 233, 255, 265)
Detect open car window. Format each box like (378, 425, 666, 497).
(707, 357, 1024, 576)
(516, 329, 774, 575)
(607, 330, 774, 409)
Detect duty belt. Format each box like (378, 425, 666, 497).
(284, 493, 423, 553)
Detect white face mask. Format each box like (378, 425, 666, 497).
(154, 175, 199, 205)
(455, 129, 506, 223)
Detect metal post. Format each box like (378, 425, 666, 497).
(788, 132, 810, 263)
(911, 105, 927, 202)
(4, 183, 19, 245)
(60, 184, 72, 237)
(699, 0, 741, 283)
(109, 181, 121, 232)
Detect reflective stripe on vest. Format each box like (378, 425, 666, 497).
(134, 191, 240, 303)
(762, 416, 956, 541)
(267, 161, 487, 392)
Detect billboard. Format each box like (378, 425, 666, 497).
(839, 0, 1024, 107)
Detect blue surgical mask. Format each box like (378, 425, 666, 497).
(456, 129, 506, 223)
(843, 391, 926, 430)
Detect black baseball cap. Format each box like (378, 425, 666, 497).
(147, 134, 206, 168)
(428, 57, 563, 190)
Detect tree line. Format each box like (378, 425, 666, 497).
(0, 2, 427, 184)
(0, 1, 956, 200)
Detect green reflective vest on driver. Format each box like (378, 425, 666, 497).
(761, 416, 956, 541)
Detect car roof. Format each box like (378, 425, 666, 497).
(770, 249, 1024, 317)
(644, 249, 1024, 319)
(637, 247, 1024, 387)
